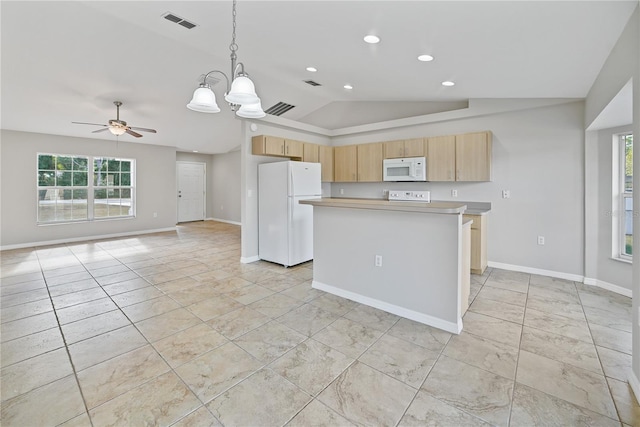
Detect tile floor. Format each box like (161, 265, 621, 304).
(0, 220, 638, 426)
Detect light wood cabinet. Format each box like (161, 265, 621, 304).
(303, 143, 319, 163)
(284, 139, 304, 158)
(463, 214, 487, 274)
(455, 132, 492, 181)
(251, 135, 304, 158)
(461, 219, 472, 313)
(334, 145, 358, 182)
(252, 135, 286, 156)
(357, 143, 383, 182)
(319, 145, 334, 182)
(383, 138, 424, 159)
(426, 135, 456, 181)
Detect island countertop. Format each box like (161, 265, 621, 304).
(299, 198, 467, 214)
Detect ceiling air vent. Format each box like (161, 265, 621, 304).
(265, 102, 295, 116)
(304, 80, 322, 87)
(162, 12, 197, 29)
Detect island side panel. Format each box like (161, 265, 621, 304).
(311, 206, 462, 333)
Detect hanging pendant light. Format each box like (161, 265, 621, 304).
(236, 98, 265, 118)
(187, 84, 221, 113)
(187, 0, 263, 116)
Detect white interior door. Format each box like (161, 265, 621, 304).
(177, 162, 205, 223)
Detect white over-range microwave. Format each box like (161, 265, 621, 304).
(383, 157, 427, 182)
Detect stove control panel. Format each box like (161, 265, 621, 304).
(388, 190, 431, 202)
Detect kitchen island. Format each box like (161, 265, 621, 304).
(299, 198, 471, 334)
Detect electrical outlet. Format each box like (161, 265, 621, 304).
(340, 188, 345, 195)
(451, 189, 458, 197)
(375, 255, 383, 267)
(383, 189, 389, 198)
(220, 205, 224, 211)
(502, 190, 510, 199)
(153, 212, 157, 218)
(537, 236, 545, 245)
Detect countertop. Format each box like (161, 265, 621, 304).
(299, 198, 467, 214)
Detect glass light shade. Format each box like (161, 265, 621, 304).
(236, 99, 266, 118)
(109, 126, 127, 136)
(225, 75, 259, 105)
(187, 86, 220, 113)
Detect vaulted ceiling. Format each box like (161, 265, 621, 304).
(1, 1, 637, 153)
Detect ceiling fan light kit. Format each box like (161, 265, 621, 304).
(72, 101, 157, 138)
(187, 0, 265, 118)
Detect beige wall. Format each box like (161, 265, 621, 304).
(0, 130, 177, 248)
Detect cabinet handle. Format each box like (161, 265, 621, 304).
(456, 170, 460, 180)
(448, 171, 452, 180)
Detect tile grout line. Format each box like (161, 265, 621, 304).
(35, 246, 95, 427)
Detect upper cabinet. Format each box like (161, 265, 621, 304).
(455, 132, 492, 182)
(252, 135, 286, 157)
(251, 131, 491, 183)
(426, 135, 456, 181)
(251, 135, 303, 158)
(303, 143, 319, 163)
(357, 143, 383, 182)
(383, 138, 424, 159)
(334, 145, 358, 182)
(319, 145, 334, 182)
(426, 132, 492, 182)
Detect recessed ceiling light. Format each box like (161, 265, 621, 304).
(418, 54, 434, 62)
(193, 150, 199, 153)
(363, 35, 380, 44)
(441, 81, 455, 87)
(344, 84, 353, 90)
(306, 67, 317, 72)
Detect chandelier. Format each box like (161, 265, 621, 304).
(187, 0, 265, 118)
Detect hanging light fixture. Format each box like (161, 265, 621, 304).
(187, 0, 265, 118)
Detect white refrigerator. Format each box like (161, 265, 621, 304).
(258, 161, 322, 267)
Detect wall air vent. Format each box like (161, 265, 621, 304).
(304, 80, 322, 87)
(162, 12, 197, 29)
(265, 102, 295, 116)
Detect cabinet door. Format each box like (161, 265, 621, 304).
(285, 139, 304, 158)
(264, 136, 286, 156)
(334, 145, 358, 182)
(357, 143, 383, 182)
(319, 145, 334, 182)
(427, 135, 455, 181)
(303, 143, 319, 163)
(455, 132, 492, 181)
(404, 138, 425, 157)
(383, 140, 405, 159)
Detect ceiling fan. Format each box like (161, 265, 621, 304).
(72, 101, 157, 138)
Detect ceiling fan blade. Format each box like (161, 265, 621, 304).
(92, 127, 110, 134)
(128, 126, 157, 133)
(72, 122, 108, 127)
(125, 129, 143, 138)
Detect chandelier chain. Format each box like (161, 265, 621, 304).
(229, 0, 238, 53)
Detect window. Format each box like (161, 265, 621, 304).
(613, 134, 633, 259)
(37, 154, 135, 224)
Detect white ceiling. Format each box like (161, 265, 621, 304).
(1, 1, 637, 154)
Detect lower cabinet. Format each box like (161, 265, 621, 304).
(463, 214, 488, 274)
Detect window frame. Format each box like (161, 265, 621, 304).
(37, 153, 136, 225)
(613, 133, 633, 261)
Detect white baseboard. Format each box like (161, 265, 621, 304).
(0, 227, 177, 251)
(207, 218, 241, 226)
(629, 371, 640, 405)
(583, 277, 632, 298)
(240, 255, 260, 264)
(487, 261, 584, 282)
(312, 280, 462, 334)
(488, 261, 632, 298)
